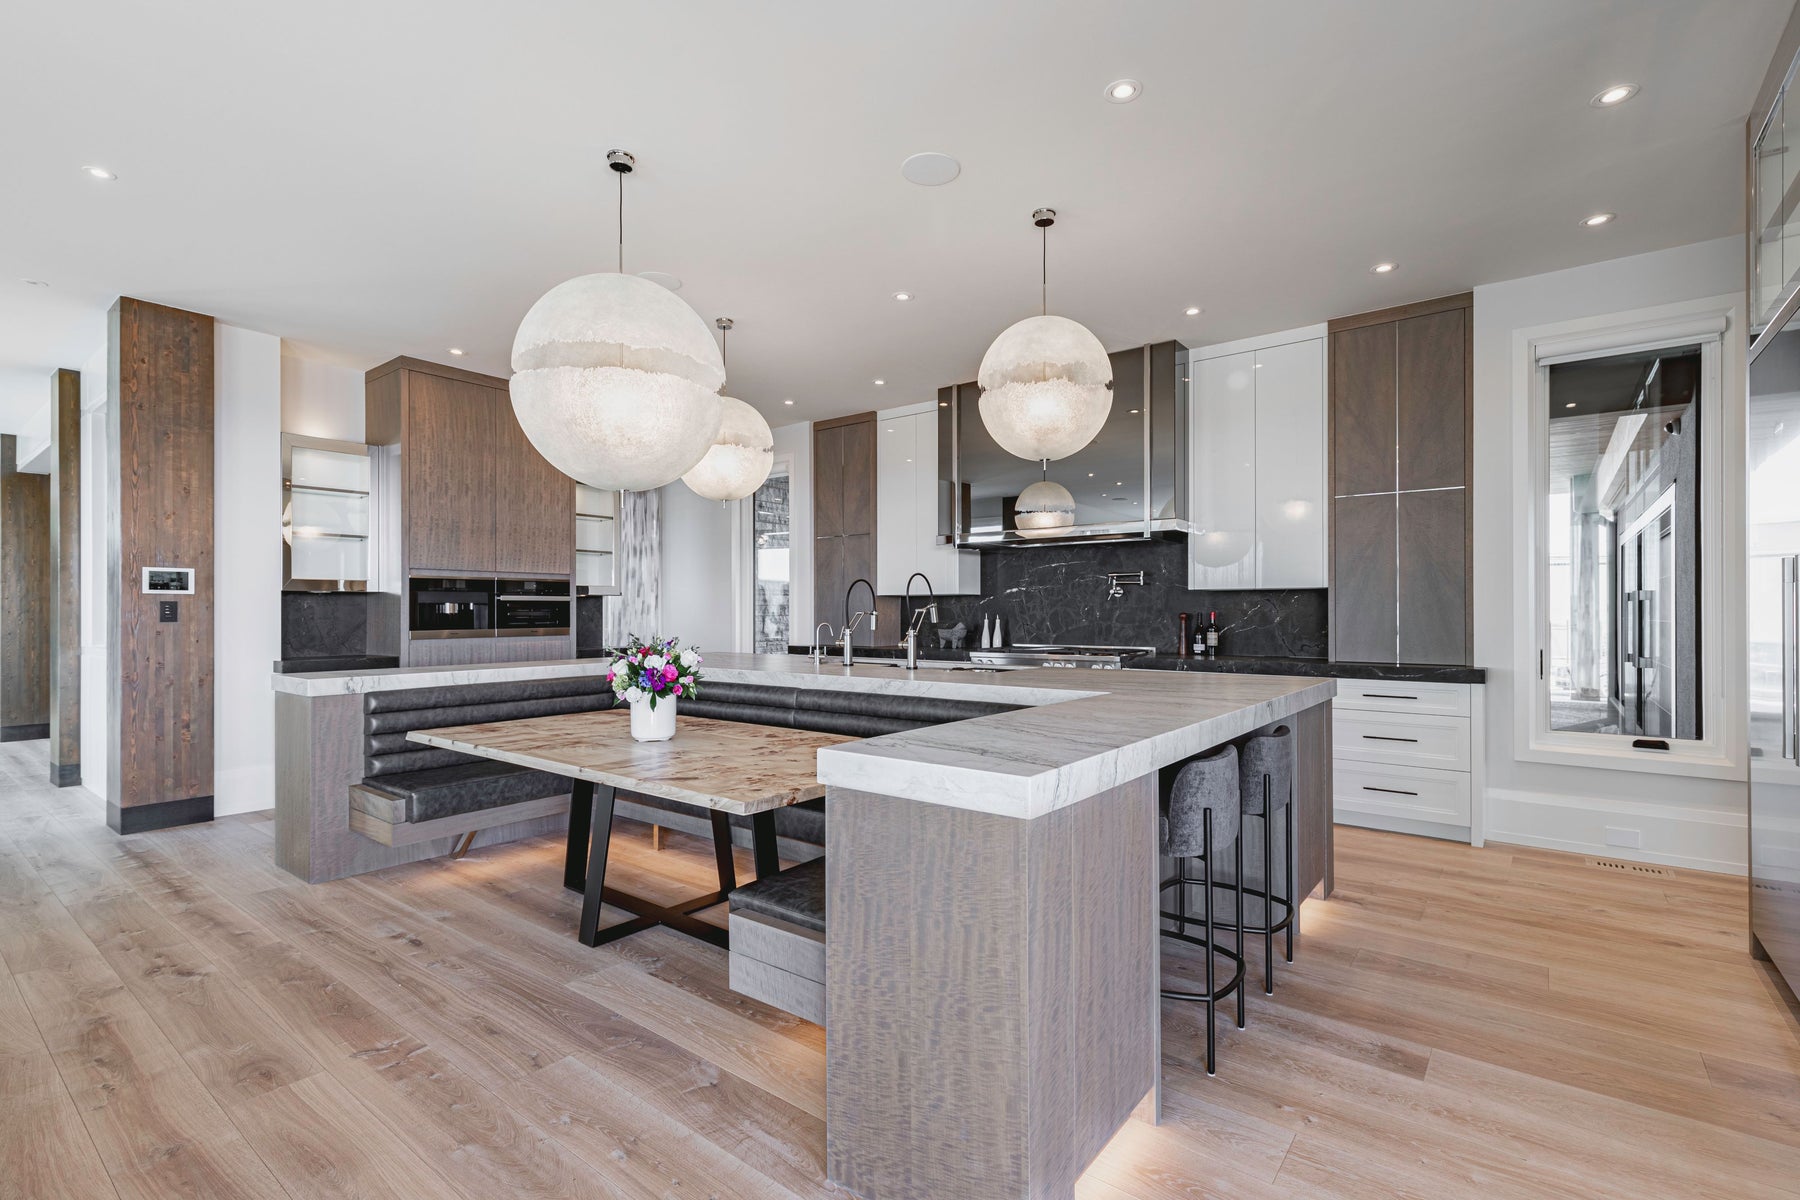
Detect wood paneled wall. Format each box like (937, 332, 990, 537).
(107, 298, 215, 833)
(0, 434, 50, 742)
(813, 412, 877, 647)
(49, 369, 80, 785)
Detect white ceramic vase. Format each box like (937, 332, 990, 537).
(629, 696, 677, 742)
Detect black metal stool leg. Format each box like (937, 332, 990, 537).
(1264, 775, 1276, 993)
(1234, 827, 1246, 1030)
(1203, 818, 1216, 1076)
(1284, 785, 1295, 963)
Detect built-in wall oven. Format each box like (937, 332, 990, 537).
(495, 578, 572, 636)
(408, 577, 494, 638)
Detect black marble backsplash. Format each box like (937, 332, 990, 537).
(281, 592, 371, 661)
(900, 539, 1328, 657)
(576, 596, 608, 657)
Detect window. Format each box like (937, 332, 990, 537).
(751, 466, 791, 654)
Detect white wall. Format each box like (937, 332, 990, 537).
(1473, 236, 1748, 872)
(659, 482, 742, 654)
(78, 344, 108, 800)
(772, 421, 813, 639)
(280, 353, 364, 441)
(214, 324, 283, 815)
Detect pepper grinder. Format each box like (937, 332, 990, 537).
(1177, 612, 1192, 659)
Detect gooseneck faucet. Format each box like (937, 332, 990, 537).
(902, 572, 938, 670)
(812, 621, 836, 667)
(841, 577, 877, 666)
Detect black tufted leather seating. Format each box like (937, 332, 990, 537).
(729, 855, 826, 933)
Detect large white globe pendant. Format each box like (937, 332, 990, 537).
(977, 208, 1113, 462)
(508, 151, 726, 492)
(684, 395, 774, 500)
(1013, 477, 1077, 538)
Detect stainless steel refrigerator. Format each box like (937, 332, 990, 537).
(1747, 302, 1800, 988)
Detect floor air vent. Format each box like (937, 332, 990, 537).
(1585, 857, 1674, 878)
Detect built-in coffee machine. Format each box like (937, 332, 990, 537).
(407, 577, 494, 638)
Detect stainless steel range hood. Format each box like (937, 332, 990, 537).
(942, 341, 1193, 547)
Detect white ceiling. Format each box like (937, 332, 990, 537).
(0, 0, 1786, 432)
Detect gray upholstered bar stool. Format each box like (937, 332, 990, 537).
(1238, 725, 1296, 994)
(1159, 743, 1246, 1076)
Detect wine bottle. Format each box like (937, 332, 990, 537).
(1203, 611, 1220, 657)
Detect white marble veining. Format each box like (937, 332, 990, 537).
(272, 653, 1334, 819)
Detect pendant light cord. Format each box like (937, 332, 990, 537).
(618, 168, 625, 273)
(1041, 223, 1048, 316)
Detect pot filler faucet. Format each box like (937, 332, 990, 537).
(902, 572, 938, 670)
(841, 577, 877, 666)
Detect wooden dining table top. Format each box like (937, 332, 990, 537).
(406, 709, 860, 816)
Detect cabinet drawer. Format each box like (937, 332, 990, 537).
(1333, 710, 1470, 771)
(1335, 679, 1470, 717)
(1334, 761, 1471, 825)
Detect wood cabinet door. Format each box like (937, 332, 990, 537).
(493, 388, 575, 575)
(404, 371, 496, 573)
(840, 532, 876, 647)
(814, 423, 846, 537)
(1330, 492, 1398, 663)
(839, 418, 876, 538)
(814, 533, 845, 644)
(1397, 488, 1467, 665)
(1397, 307, 1468, 492)
(1330, 322, 1397, 497)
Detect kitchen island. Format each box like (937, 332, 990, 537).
(271, 653, 1335, 1200)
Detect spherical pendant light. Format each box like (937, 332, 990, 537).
(682, 318, 774, 501)
(1013, 477, 1077, 538)
(508, 150, 726, 492)
(977, 209, 1112, 462)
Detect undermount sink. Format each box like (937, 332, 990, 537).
(852, 661, 1009, 673)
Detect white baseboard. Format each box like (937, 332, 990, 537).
(213, 765, 276, 817)
(1335, 810, 1473, 844)
(1483, 786, 1746, 875)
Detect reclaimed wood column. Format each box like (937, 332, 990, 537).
(0, 434, 50, 742)
(108, 298, 215, 833)
(49, 368, 80, 785)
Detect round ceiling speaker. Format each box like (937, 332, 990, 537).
(900, 152, 962, 187)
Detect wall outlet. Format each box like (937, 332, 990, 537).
(158, 600, 179, 623)
(1604, 826, 1643, 849)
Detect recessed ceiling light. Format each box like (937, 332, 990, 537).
(1565, 402, 1578, 409)
(893, 291, 914, 302)
(873, 379, 886, 386)
(900, 152, 961, 187)
(448, 347, 466, 356)
(1591, 83, 1639, 107)
(1128, 408, 1140, 414)
(1582, 212, 1616, 227)
(783, 399, 795, 406)
(1105, 79, 1142, 103)
(1183, 306, 1202, 317)
(82, 165, 116, 180)
(21, 279, 49, 288)
(1371, 262, 1397, 274)
(1088, 472, 1095, 477)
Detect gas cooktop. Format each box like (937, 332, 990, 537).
(967, 644, 1155, 670)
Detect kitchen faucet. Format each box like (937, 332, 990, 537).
(841, 577, 877, 666)
(811, 621, 836, 667)
(901, 572, 938, 670)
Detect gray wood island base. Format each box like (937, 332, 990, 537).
(271, 654, 1336, 1200)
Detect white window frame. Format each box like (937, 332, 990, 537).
(1511, 293, 1745, 780)
(737, 452, 795, 654)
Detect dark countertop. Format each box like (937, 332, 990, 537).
(273, 655, 400, 674)
(1126, 654, 1485, 684)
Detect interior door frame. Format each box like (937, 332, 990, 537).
(737, 452, 794, 654)
(1512, 293, 1744, 780)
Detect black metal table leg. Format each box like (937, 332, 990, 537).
(578, 784, 618, 946)
(564, 780, 594, 893)
(750, 810, 780, 880)
(710, 810, 739, 893)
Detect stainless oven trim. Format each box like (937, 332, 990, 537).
(496, 594, 573, 602)
(498, 627, 571, 637)
(409, 629, 494, 641)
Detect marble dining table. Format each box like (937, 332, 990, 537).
(407, 708, 858, 947)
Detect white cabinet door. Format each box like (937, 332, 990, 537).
(875, 412, 915, 594)
(1253, 338, 1327, 587)
(1189, 351, 1258, 588)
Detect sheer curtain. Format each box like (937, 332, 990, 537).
(604, 488, 660, 646)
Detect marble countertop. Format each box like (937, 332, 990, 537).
(272, 653, 1334, 819)
(1127, 654, 1486, 684)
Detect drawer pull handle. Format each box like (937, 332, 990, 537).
(1362, 785, 1420, 796)
(1362, 735, 1419, 743)
(1362, 693, 1420, 700)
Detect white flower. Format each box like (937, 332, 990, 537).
(679, 648, 698, 668)
(644, 653, 665, 671)
(609, 658, 631, 680)
(624, 687, 644, 704)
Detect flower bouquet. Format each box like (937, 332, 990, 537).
(607, 637, 703, 742)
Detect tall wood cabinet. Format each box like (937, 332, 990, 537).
(1327, 294, 1472, 665)
(366, 357, 576, 665)
(814, 412, 878, 647)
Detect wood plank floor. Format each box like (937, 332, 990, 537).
(1, 738, 1796, 1199)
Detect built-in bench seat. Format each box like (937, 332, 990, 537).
(729, 857, 828, 1025)
(346, 674, 1020, 856)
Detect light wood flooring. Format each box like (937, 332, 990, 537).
(1, 737, 1797, 1199)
